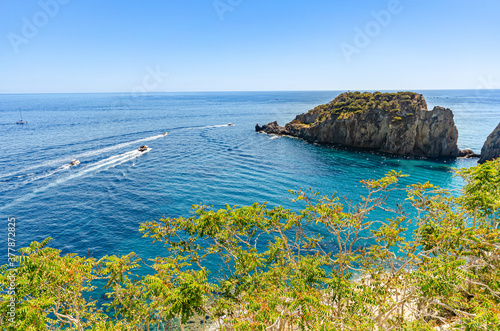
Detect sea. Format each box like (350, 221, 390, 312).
(1, 90, 499, 269)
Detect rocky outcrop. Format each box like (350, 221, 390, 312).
(255, 121, 287, 135)
(479, 123, 500, 163)
(256, 92, 463, 157)
(459, 148, 480, 159)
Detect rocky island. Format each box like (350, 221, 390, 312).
(479, 123, 500, 163)
(256, 91, 468, 158)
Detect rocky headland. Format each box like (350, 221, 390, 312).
(479, 123, 500, 163)
(256, 91, 475, 158)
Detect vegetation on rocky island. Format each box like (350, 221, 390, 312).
(1, 159, 500, 330)
(299, 91, 426, 123)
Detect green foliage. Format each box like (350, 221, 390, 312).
(456, 159, 500, 221)
(2, 160, 500, 330)
(301, 91, 423, 124)
(0, 239, 116, 330)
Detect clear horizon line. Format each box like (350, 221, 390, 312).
(1, 88, 500, 95)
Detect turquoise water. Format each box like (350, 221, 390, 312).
(1, 90, 499, 265)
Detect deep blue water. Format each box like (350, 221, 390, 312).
(1, 90, 499, 267)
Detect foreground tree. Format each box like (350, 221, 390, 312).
(1, 159, 499, 330)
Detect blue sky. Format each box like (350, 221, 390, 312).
(0, 0, 499, 93)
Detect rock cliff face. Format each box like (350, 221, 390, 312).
(479, 123, 500, 163)
(256, 92, 461, 157)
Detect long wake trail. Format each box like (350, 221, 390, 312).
(0, 148, 152, 211)
(1, 123, 231, 209)
(0, 133, 166, 180)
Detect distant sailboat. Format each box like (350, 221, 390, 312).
(16, 110, 27, 124)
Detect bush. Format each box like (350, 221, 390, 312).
(299, 92, 422, 123)
(2, 160, 500, 330)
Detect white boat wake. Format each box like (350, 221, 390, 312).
(0, 147, 152, 211)
(0, 133, 166, 180)
(74, 134, 163, 160)
(204, 124, 231, 128)
(61, 148, 151, 182)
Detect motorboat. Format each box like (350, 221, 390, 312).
(228, 123, 235, 126)
(70, 159, 80, 166)
(163, 132, 168, 136)
(138, 145, 149, 152)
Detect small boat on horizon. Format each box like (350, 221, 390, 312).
(138, 145, 149, 152)
(16, 110, 27, 124)
(70, 159, 80, 166)
(228, 123, 235, 126)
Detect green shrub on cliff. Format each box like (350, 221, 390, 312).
(307, 91, 423, 121)
(2, 159, 500, 330)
